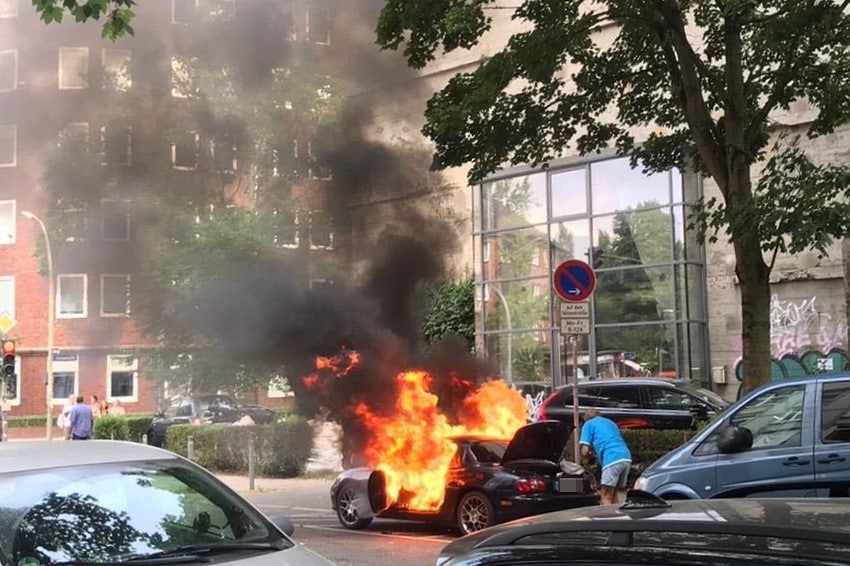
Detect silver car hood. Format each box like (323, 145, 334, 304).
(234, 545, 334, 565)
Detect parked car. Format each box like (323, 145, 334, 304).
(0, 440, 333, 565)
(634, 373, 850, 499)
(147, 393, 277, 447)
(538, 378, 729, 430)
(330, 420, 599, 535)
(437, 491, 850, 565)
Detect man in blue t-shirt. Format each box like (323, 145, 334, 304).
(579, 407, 631, 505)
(68, 395, 94, 440)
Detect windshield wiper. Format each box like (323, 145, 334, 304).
(52, 540, 287, 566)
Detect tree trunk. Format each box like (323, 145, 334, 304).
(844, 238, 850, 353)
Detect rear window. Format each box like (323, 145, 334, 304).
(821, 381, 850, 444)
(469, 441, 507, 464)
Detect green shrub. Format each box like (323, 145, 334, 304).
(125, 415, 154, 442)
(164, 419, 313, 477)
(93, 415, 131, 440)
(7, 416, 51, 428)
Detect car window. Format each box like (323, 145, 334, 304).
(821, 381, 850, 444)
(175, 401, 193, 417)
(0, 460, 284, 566)
(731, 385, 806, 449)
(590, 386, 641, 408)
(469, 441, 507, 464)
(644, 387, 700, 410)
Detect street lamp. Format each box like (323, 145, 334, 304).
(491, 286, 512, 382)
(21, 211, 55, 440)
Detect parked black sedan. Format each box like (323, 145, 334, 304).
(438, 491, 850, 565)
(330, 420, 599, 536)
(538, 378, 728, 430)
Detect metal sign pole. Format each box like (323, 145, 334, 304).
(571, 335, 580, 460)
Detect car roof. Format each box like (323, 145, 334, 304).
(557, 378, 692, 389)
(0, 440, 178, 474)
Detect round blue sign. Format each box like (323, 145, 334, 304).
(553, 260, 597, 302)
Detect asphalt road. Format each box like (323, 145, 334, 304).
(240, 478, 455, 566)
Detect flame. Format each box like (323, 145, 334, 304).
(302, 349, 528, 512)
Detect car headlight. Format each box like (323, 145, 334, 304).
(633, 476, 647, 491)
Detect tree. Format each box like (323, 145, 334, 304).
(376, 0, 850, 393)
(421, 277, 475, 350)
(33, 0, 137, 39)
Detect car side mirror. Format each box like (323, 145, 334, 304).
(270, 515, 294, 536)
(717, 425, 753, 454)
(688, 403, 709, 419)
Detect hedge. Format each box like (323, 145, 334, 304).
(93, 415, 131, 440)
(6, 413, 153, 432)
(165, 418, 313, 477)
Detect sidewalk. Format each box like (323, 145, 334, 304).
(215, 474, 334, 494)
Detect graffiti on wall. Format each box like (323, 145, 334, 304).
(734, 294, 848, 382)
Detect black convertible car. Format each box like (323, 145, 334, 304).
(329, 420, 599, 535)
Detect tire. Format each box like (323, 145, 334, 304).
(335, 483, 373, 529)
(456, 491, 496, 535)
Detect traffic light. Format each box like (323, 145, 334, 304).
(2, 340, 15, 377)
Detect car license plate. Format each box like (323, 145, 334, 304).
(558, 478, 582, 493)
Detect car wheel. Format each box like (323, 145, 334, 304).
(335, 484, 373, 529)
(456, 491, 496, 535)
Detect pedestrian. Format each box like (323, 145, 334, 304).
(57, 394, 75, 439)
(579, 407, 632, 505)
(67, 395, 94, 440)
(90, 395, 102, 418)
(110, 399, 126, 415)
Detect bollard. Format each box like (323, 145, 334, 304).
(142, 433, 148, 445)
(187, 436, 194, 461)
(248, 435, 256, 491)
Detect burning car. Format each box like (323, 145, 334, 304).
(330, 420, 599, 535)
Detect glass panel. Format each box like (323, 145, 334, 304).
(591, 156, 670, 215)
(821, 381, 850, 444)
(550, 167, 587, 218)
(483, 278, 550, 332)
(594, 266, 675, 324)
(592, 206, 673, 268)
(730, 385, 806, 449)
(676, 322, 708, 384)
(558, 333, 590, 387)
(53, 372, 76, 399)
(473, 234, 483, 282)
(110, 371, 134, 397)
(483, 227, 550, 281)
(672, 168, 683, 203)
(102, 276, 129, 315)
(482, 173, 547, 231)
(473, 184, 482, 232)
(595, 324, 675, 377)
(683, 169, 701, 203)
(484, 331, 552, 382)
(551, 219, 591, 266)
(674, 263, 706, 321)
(673, 205, 704, 262)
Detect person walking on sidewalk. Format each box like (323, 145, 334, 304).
(579, 407, 631, 505)
(68, 395, 94, 440)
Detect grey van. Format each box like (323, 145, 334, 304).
(634, 374, 850, 499)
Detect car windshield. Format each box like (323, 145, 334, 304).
(0, 459, 288, 565)
(469, 440, 508, 464)
(679, 383, 729, 408)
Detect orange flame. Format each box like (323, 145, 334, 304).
(302, 348, 361, 392)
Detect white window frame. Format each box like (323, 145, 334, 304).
(59, 47, 89, 90)
(0, 50, 17, 92)
(308, 210, 333, 250)
(0, 0, 18, 18)
(2, 356, 21, 407)
(58, 122, 90, 149)
(273, 208, 299, 249)
(306, 5, 330, 45)
(102, 199, 131, 242)
(101, 48, 132, 91)
(52, 357, 79, 404)
(0, 275, 14, 318)
(171, 131, 199, 170)
(100, 124, 132, 167)
(106, 354, 138, 402)
(57, 274, 88, 319)
(0, 125, 17, 168)
(0, 200, 15, 244)
(171, 0, 198, 24)
(100, 273, 131, 317)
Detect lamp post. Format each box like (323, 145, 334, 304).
(491, 286, 512, 382)
(22, 211, 55, 440)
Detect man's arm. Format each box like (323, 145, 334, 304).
(580, 444, 591, 457)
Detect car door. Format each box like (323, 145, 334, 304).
(641, 386, 699, 429)
(815, 378, 850, 497)
(593, 385, 648, 429)
(714, 382, 815, 498)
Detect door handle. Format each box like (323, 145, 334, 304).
(817, 454, 847, 464)
(782, 457, 811, 466)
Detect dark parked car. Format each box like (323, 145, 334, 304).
(538, 378, 729, 430)
(330, 420, 599, 536)
(437, 491, 850, 566)
(147, 394, 277, 447)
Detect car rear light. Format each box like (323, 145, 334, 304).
(516, 478, 547, 494)
(537, 392, 559, 420)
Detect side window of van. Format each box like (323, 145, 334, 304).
(730, 385, 806, 449)
(821, 381, 850, 444)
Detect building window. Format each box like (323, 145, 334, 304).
(57, 274, 87, 318)
(107, 355, 138, 401)
(100, 124, 132, 167)
(306, 6, 330, 45)
(0, 0, 18, 18)
(102, 48, 132, 91)
(307, 140, 331, 179)
(0, 275, 14, 318)
(102, 199, 131, 241)
(0, 125, 16, 167)
(54, 198, 87, 243)
(272, 208, 298, 248)
(283, 5, 296, 40)
(212, 133, 237, 173)
(170, 56, 196, 98)
(0, 200, 15, 244)
(309, 279, 333, 290)
(0, 50, 17, 92)
(59, 47, 89, 89)
(1, 355, 20, 406)
(172, 0, 197, 23)
(58, 122, 90, 149)
(53, 357, 79, 404)
(101, 274, 130, 317)
(172, 131, 199, 170)
(268, 375, 294, 398)
(309, 210, 332, 249)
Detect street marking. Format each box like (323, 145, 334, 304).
(297, 524, 452, 543)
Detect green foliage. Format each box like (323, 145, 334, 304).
(164, 419, 313, 477)
(421, 277, 475, 349)
(125, 415, 154, 442)
(93, 415, 131, 440)
(6, 416, 52, 428)
(32, 0, 136, 39)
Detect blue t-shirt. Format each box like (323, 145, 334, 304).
(68, 403, 94, 438)
(579, 416, 631, 468)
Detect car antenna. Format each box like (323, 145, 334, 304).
(619, 489, 672, 510)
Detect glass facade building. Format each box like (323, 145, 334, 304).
(473, 155, 708, 387)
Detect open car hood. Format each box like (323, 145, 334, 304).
(501, 420, 572, 464)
